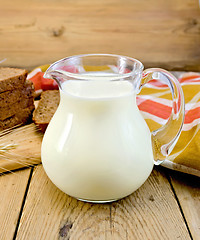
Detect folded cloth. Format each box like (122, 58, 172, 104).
(27, 64, 58, 96)
(28, 67, 200, 177)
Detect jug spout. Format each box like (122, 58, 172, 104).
(43, 69, 56, 80)
(43, 68, 67, 89)
(43, 57, 82, 88)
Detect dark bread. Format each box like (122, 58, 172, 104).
(0, 68, 35, 130)
(33, 90, 60, 132)
(0, 106, 35, 131)
(0, 67, 28, 92)
(0, 97, 34, 120)
(0, 80, 34, 107)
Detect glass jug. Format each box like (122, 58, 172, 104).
(41, 54, 185, 203)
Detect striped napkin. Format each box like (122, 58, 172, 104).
(28, 67, 200, 177)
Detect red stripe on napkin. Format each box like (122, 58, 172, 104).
(138, 100, 171, 119)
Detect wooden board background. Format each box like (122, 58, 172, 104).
(0, 0, 200, 71)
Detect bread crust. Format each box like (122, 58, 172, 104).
(0, 97, 34, 120)
(0, 67, 28, 92)
(0, 80, 34, 107)
(33, 90, 60, 132)
(0, 68, 35, 130)
(0, 106, 35, 131)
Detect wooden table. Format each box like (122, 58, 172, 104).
(0, 164, 199, 240)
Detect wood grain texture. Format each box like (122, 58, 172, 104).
(0, 124, 43, 174)
(170, 171, 200, 240)
(16, 165, 191, 239)
(0, 0, 200, 71)
(0, 168, 31, 240)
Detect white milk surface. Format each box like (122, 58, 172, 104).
(41, 80, 154, 201)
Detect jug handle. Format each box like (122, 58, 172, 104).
(140, 68, 185, 165)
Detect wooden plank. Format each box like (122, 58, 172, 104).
(0, 0, 200, 71)
(0, 168, 31, 240)
(170, 171, 200, 240)
(16, 165, 191, 239)
(0, 124, 43, 174)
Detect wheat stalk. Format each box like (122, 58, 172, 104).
(0, 123, 43, 174)
(0, 143, 18, 152)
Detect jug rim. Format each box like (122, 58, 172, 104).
(45, 54, 144, 81)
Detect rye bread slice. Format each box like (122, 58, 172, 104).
(0, 97, 34, 120)
(0, 106, 35, 131)
(33, 90, 60, 132)
(0, 80, 34, 108)
(0, 67, 28, 92)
